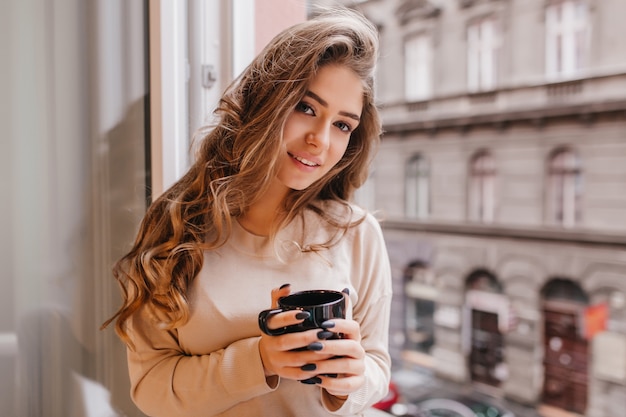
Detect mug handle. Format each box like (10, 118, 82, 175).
(258, 308, 287, 336)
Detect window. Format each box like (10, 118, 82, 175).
(468, 150, 496, 223)
(405, 155, 430, 219)
(593, 289, 626, 334)
(608, 291, 626, 333)
(467, 17, 500, 92)
(545, 0, 589, 80)
(404, 34, 432, 101)
(404, 263, 436, 355)
(465, 270, 507, 386)
(547, 148, 582, 227)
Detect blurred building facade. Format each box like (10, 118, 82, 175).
(343, 0, 626, 416)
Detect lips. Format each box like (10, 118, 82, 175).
(289, 152, 320, 167)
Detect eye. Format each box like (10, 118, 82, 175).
(334, 121, 353, 133)
(295, 102, 315, 115)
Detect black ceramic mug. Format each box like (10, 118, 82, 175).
(258, 289, 346, 336)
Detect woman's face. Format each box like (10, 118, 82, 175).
(276, 64, 363, 192)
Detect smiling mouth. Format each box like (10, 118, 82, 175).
(289, 153, 319, 167)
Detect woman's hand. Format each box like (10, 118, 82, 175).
(258, 285, 366, 397)
(306, 317, 366, 397)
(258, 285, 335, 380)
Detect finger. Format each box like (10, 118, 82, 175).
(260, 337, 335, 378)
(318, 374, 365, 396)
(263, 326, 309, 349)
(274, 360, 335, 382)
(265, 310, 311, 331)
(260, 330, 326, 377)
(271, 284, 291, 308)
(311, 355, 365, 377)
(310, 338, 365, 361)
(320, 319, 361, 342)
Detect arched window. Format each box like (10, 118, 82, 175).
(547, 148, 582, 227)
(467, 269, 502, 293)
(542, 278, 589, 304)
(465, 269, 508, 387)
(468, 150, 496, 223)
(405, 154, 430, 219)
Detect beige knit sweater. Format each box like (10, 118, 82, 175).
(125, 202, 392, 416)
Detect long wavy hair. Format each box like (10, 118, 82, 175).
(104, 7, 382, 346)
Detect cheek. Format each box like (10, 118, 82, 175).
(329, 137, 351, 165)
(282, 112, 304, 137)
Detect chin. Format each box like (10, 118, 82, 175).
(284, 178, 318, 191)
(288, 183, 312, 191)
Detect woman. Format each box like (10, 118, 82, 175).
(104, 7, 392, 417)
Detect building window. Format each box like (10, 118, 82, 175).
(465, 270, 508, 387)
(547, 148, 582, 228)
(404, 34, 432, 102)
(468, 150, 496, 223)
(592, 289, 626, 334)
(467, 16, 500, 92)
(405, 154, 430, 219)
(608, 291, 626, 333)
(545, 0, 589, 81)
(404, 263, 436, 355)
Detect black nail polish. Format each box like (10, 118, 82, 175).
(295, 311, 310, 320)
(300, 363, 317, 371)
(317, 330, 334, 340)
(279, 283, 291, 289)
(321, 320, 335, 329)
(307, 342, 324, 351)
(300, 376, 322, 385)
(342, 287, 350, 295)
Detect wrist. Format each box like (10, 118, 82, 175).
(322, 389, 349, 411)
(258, 337, 276, 377)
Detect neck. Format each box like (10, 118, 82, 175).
(238, 180, 289, 236)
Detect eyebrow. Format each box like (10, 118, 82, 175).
(305, 91, 361, 122)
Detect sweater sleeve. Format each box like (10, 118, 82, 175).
(323, 213, 393, 415)
(126, 309, 277, 417)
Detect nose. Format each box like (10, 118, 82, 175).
(305, 125, 330, 152)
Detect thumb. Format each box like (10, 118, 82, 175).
(270, 283, 291, 308)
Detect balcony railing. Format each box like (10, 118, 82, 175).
(382, 72, 626, 132)
(381, 218, 626, 248)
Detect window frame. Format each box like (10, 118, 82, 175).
(404, 32, 433, 102)
(546, 148, 583, 228)
(404, 263, 437, 356)
(545, 0, 590, 81)
(468, 150, 496, 223)
(405, 154, 431, 219)
(467, 15, 500, 93)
